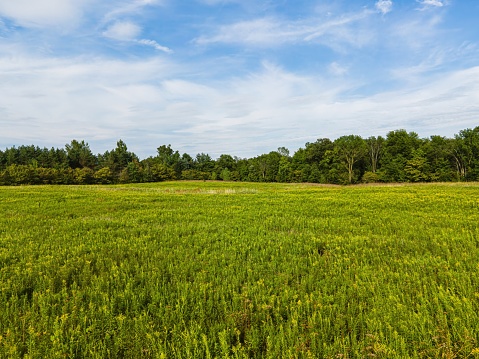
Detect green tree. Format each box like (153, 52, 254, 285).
(305, 138, 333, 165)
(195, 153, 214, 173)
(405, 149, 431, 182)
(3, 164, 37, 185)
(252, 152, 281, 182)
(126, 161, 144, 183)
(381, 130, 421, 182)
(277, 147, 290, 157)
(304, 138, 334, 183)
(423, 136, 455, 181)
(276, 156, 292, 182)
(94, 167, 113, 184)
(99, 140, 138, 179)
(149, 164, 176, 182)
(4, 147, 18, 167)
(215, 154, 236, 177)
(65, 140, 95, 169)
(334, 135, 367, 184)
(157, 145, 181, 175)
(0, 148, 5, 170)
(113, 140, 137, 172)
(36, 167, 59, 184)
(179, 153, 194, 172)
(220, 168, 231, 181)
(449, 127, 479, 181)
(366, 136, 385, 173)
(73, 168, 95, 184)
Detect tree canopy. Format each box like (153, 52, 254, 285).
(1, 127, 479, 186)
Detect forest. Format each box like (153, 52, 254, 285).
(1, 127, 478, 185)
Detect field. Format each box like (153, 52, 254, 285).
(1, 182, 479, 358)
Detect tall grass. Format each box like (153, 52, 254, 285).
(1, 182, 478, 358)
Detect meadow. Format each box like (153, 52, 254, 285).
(0, 181, 479, 358)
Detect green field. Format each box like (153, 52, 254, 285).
(1, 182, 479, 358)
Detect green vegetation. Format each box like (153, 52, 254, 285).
(1, 182, 479, 358)
(2, 127, 479, 185)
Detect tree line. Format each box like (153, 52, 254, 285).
(1, 127, 478, 186)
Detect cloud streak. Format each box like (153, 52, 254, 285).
(416, 0, 447, 11)
(102, 21, 172, 53)
(418, 0, 445, 7)
(195, 10, 375, 49)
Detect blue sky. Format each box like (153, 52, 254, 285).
(1, 0, 478, 159)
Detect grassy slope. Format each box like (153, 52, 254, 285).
(0, 182, 479, 358)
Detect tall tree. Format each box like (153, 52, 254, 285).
(65, 140, 95, 169)
(277, 147, 290, 157)
(255, 151, 281, 182)
(305, 138, 333, 165)
(216, 154, 236, 171)
(0, 149, 5, 170)
(381, 130, 421, 182)
(195, 153, 214, 173)
(157, 145, 180, 166)
(405, 149, 431, 182)
(276, 156, 292, 182)
(106, 140, 138, 175)
(366, 136, 385, 173)
(423, 136, 455, 181)
(450, 127, 479, 181)
(334, 135, 367, 184)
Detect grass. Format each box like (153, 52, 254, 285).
(1, 181, 479, 358)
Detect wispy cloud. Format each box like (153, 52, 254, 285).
(2, 51, 478, 158)
(137, 39, 173, 53)
(0, 0, 477, 159)
(0, 0, 92, 29)
(103, 21, 141, 41)
(416, 0, 446, 10)
(102, 0, 164, 25)
(329, 62, 349, 76)
(102, 21, 172, 53)
(195, 10, 375, 49)
(418, 0, 445, 7)
(100, 2, 171, 52)
(376, 0, 393, 14)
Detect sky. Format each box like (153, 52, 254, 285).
(0, 0, 478, 159)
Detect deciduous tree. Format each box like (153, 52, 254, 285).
(334, 135, 367, 184)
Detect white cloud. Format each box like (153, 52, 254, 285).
(199, 0, 233, 4)
(198, 0, 255, 6)
(0, 0, 91, 28)
(196, 18, 296, 46)
(196, 10, 374, 49)
(376, 0, 393, 14)
(0, 1, 475, 158)
(101, 21, 172, 52)
(99, 1, 171, 52)
(418, 0, 444, 7)
(103, 21, 142, 41)
(329, 62, 349, 76)
(0, 55, 177, 154)
(416, 0, 446, 11)
(102, 0, 164, 25)
(2, 50, 477, 159)
(386, 11, 444, 52)
(137, 39, 173, 53)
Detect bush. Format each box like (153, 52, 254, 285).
(94, 167, 114, 184)
(362, 171, 380, 183)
